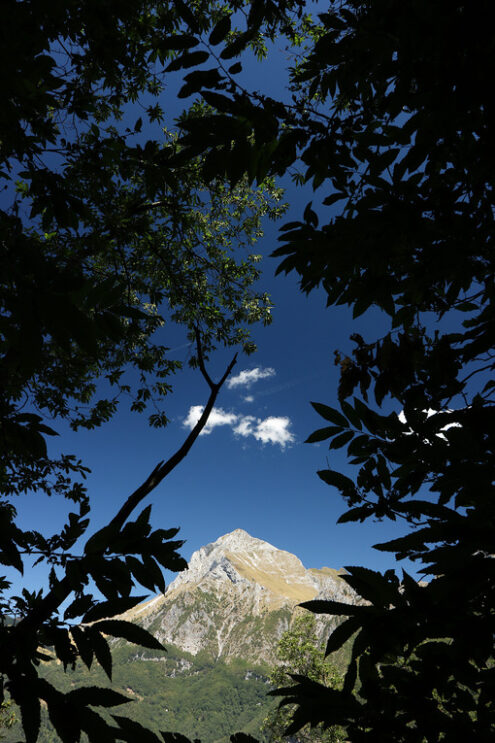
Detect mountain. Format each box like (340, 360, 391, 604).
(125, 528, 358, 664)
(4, 530, 359, 743)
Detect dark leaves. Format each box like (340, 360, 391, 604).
(161, 35, 199, 51)
(68, 686, 130, 708)
(317, 469, 355, 492)
(82, 595, 147, 623)
(92, 620, 166, 651)
(166, 51, 210, 72)
(209, 16, 231, 46)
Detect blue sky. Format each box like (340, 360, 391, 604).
(14, 194, 418, 596)
(7, 23, 425, 600)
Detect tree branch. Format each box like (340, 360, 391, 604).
(12, 339, 237, 637)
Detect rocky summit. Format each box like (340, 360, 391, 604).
(17, 530, 361, 743)
(125, 529, 358, 664)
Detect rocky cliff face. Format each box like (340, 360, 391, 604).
(125, 529, 358, 664)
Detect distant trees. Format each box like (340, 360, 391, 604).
(0, 702, 16, 738)
(263, 614, 344, 743)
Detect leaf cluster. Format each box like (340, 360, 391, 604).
(158, 0, 495, 740)
(263, 614, 345, 743)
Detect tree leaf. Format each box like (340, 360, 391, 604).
(325, 617, 361, 656)
(82, 595, 147, 623)
(71, 625, 94, 669)
(317, 469, 355, 491)
(310, 402, 348, 427)
(161, 35, 199, 51)
(300, 599, 364, 616)
(89, 627, 113, 680)
(68, 686, 130, 708)
(209, 16, 231, 46)
(92, 620, 166, 650)
(166, 51, 209, 72)
(113, 715, 163, 743)
(305, 426, 342, 443)
(19, 689, 41, 743)
(329, 430, 354, 449)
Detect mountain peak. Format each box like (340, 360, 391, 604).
(210, 528, 275, 552)
(128, 529, 359, 661)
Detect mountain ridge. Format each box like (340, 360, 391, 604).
(125, 528, 358, 663)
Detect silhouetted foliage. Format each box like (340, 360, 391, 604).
(163, 0, 495, 740)
(0, 1, 301, 741)
(4, 0, 494, 741)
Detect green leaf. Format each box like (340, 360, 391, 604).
(64, 594, 94, 621)
(92, 620, 166, 650)
(303, 201, 318, 227)
(141, 555, 166, 594)
(310, 401, 348, 427)
(82, 595, 147, 623)
(84, 524, 119, 554)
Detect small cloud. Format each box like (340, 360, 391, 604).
(252, 416, 295, 448)
(233, 416, 256, 438)
(183, 405, 238, 435)
(243, 395, 254, 403)
(227, 367, 275, 389)
(183, 406, 295, 449)
(235, 415, 295, 449)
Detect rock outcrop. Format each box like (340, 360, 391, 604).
(125, 529, 358, 664)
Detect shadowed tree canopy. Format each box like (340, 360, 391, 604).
(2, 0, 494, 742)
(162, 0, 495, 740)
(0, 2, 303, 741)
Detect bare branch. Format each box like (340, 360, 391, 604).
(12, 341, 237, 636)
(194, 327, 215, 390)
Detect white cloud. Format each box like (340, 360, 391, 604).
(243, 395, 254, 403)
(251, 416, 295, 448)
(233, 416, 257, 437)
(183, 406, 294, 449)
(226, 367, 275, 389)
(183, 405, 238, 435)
